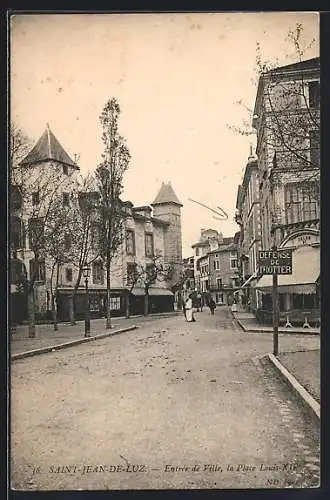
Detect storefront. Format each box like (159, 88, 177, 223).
(56, 286, 174, 321)
(130, 287, 174, 315)
(253, 244, 320, 326)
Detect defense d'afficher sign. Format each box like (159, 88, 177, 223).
(258, 249, 293, 275)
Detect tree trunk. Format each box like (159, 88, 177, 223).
(69, 293, 75, 325)
(125, 292, 130, 319)
(27, 284, 36, 338)
(144, 289, 149, 316)
(51, 294, 58, 331)
(106, 263, 112, 329)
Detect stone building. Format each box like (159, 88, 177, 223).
(250, 57, 320, 325)
(193, 230, 240, 305)
(10, 125, 80, 324)
(235, 148, 262, 311)
(181, 256, 195, 301)
(191, 229, 225, 292)
(10, 127, 183, 323)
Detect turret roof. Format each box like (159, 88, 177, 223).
(151, 182, 182, 206)
(20, 125, 79, 169)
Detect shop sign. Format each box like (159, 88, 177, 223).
(258, 250, 293, 275)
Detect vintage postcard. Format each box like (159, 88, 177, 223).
(9, 11, 320, 491)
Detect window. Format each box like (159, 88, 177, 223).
(292, 294, 316, 309)
(308, 81, 320, 108)
(145, 233, 154, 257)
(29, 259, 45, 282)
(63, 192, 70, 207)
(232, 277, 240, 288)
(32, 192, 40, 205)
(217, 278, 222, 289)
(109, 297, 121, 310)
(215, 260, 220, 270)
(230, 251, 238, 269)
(309, 129, 320, 167)
(195, 248, 199, 257)
(285, 182, 320, 224)
(126, 230, 135, 255)
(11, 216, 25, 249)
(66, 268, 73, 282)
(89, 295, 102, 312)
(92, 261, 104, 285)
(91, 223, 100, 245)
(64, 234, 72, 251)
(127, 263, 138, 285)
(28, 217, 45, 250)
(63, 165, 69, 175)
(146, 263, 156, 283)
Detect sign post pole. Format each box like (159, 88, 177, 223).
(257, 248, 293, 357)
(272, 273, 279, 356)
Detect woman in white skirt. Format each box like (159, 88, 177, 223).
(185, 294, 196, 322)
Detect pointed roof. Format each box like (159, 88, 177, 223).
(151, 182, 182, 206)
(20, 124, 79, 169)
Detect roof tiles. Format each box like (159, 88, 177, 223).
(20, 125, 78, 169)
(151, 182, 182, 206)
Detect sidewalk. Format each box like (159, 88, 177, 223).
(231, 306, 320, 416)
(232, 308, 320, 335)
(10, 312, 180, 356)
(277, 349, 320, 403)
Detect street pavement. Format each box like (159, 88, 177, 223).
(10, 313, 180, 355)
(11, 306, 320, 491)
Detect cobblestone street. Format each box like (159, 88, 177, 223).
(11, 307, 320, 490)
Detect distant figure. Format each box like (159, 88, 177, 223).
(182, 300, 187, 319)
(185, 294, 196, 322)
(209, 298, 216, 315)
(197, 293, 203, 312)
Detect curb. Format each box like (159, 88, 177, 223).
(267, 352, 320, 419)
(233, 316, 319, 335)
(11, 325, 138, 361)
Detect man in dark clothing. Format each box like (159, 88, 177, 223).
(209, 298, 216, 315)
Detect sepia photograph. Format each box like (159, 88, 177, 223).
(9, 11, 320, 491)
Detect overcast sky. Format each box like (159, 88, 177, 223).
(11, 12, 319, 257)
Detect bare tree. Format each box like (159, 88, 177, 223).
(10, 123, 33, 171)
(230, 24, 320, 229)
(10, 121, 76, 338)
(64, 173, 100, 325)
(95, 98, 131, 329)
(229, 23, 320, 204)
(129, 253, 174, 316)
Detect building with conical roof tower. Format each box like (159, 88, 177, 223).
(20, 123, 79, 171)
(151, 182, 183, 287)
(10, 125, 80, 325)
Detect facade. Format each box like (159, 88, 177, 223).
(235, 150, 262, 311)
(250, 57, 320, 324)
(10, 128, 183, 323)
(181, 256, 195, 301)
(10, 125, 80, 324)
(192, 229, 229, 293)
(193, 231, 240, 305)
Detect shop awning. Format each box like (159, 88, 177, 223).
(241, 273, 258, 288)
(254, 245, 319, 294)
(131, 287, 173, 297)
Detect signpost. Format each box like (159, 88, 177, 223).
(257, 249, 293, 356)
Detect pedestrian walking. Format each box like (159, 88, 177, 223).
(185, 294, 196, 322)
(209, 298, 216, 315)
(182, 300, 187, 319)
